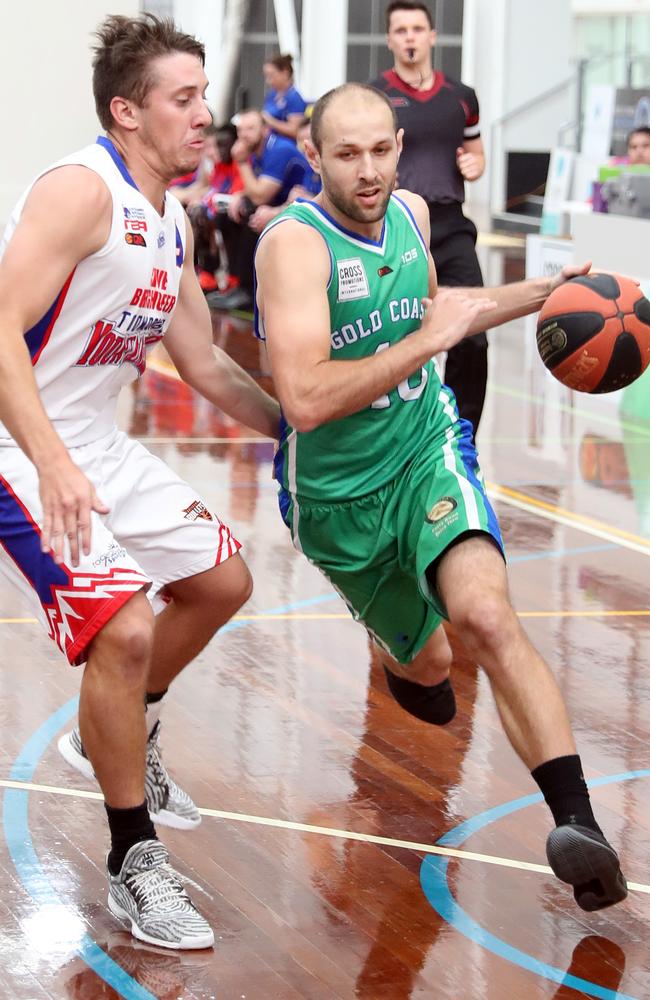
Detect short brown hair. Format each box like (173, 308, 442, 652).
(310, 84, 398, 153)
(386, 1, 434, 31)
(92, 14, 205, 130)
(264, 53, 294, 77)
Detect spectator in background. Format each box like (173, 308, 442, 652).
(207, 109, 309, 312)
(248, 116, 322, 234)
(262, 54, 307, 141)
(371, 0, 489, 435)
(186, 123, 244, 292)
(625, 127, 650, 165)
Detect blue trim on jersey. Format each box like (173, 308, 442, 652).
(391, 194, 429, 255)
(175, 223, 184, 267)
(273, 413, 289, 500)
(299, 199, 387, 249)
(0, 479, 69, 605)
(24, 280, 67, 361)
(456, 420, 503, 547)
(96, 136, 138, 190)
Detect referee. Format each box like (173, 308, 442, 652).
(371, 0, 488, 433)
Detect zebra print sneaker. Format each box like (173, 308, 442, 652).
(107, 840, 214, 950)
(57, 721, 201, 831)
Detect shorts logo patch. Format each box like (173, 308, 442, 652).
(337, 258, 370, 302)
(426, 497, 457, 523)
(183, 500, 213, 522)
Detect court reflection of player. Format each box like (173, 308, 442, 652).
(303, 628, 480, 997)
(64, 932, 212, 999)
(551, 935, 625, 1000)
(579, 367, 650, 536)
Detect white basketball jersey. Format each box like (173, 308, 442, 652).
(0, 137, 187, 447)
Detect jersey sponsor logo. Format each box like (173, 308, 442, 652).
(183, 500, 213, 522)
(157, 231, 166, 248)
(401, 247, 419, 265)
(125, 231, 147, 247)
(377, 265, 393, 277)
(129, 286, 176, 313)
(337, 258, 370, 302)
(124, 206, 146, 221)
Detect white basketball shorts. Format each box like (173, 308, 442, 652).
(0, 429, 240, 665)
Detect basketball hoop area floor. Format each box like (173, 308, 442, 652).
(0, 251, 648, 999)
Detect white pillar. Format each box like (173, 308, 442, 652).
(301, 0, 349, 102)
(273, 0, 301, 80)
(172, 0, 226, 110)
(0, 0, 139, 224)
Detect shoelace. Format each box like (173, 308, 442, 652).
(126, 863, 190, 915)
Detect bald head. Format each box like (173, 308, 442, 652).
(310, 83, 398, 153)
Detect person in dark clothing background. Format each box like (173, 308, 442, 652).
(371, 0, 489, 434)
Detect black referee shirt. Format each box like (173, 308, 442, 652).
(371, 70, 481, 205)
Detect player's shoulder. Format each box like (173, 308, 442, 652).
(256, 213, 330, 276)
(369, 71, 392, 93)
(442, 74, 478, 101)
(28, 162, 111, 218)
(393, 189, 428, 221)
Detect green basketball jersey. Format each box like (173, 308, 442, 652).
(257, 195, 456, 501)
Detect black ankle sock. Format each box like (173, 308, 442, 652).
(105, 801, 157, 875)
(531, 755, 601, 833)
(145, 689, 168, 705)
(383, 667, 456, 725)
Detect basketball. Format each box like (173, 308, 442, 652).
(536, 272, 650, 392)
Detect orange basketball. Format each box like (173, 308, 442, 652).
(536, 272, 650, 392)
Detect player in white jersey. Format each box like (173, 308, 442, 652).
(0, 15, 280, 949)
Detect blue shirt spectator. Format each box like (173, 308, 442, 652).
(251, 132, 309, 205)
(262, 54, 308, 141)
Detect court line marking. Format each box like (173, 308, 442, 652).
(422, 771, 650, 1000)
(3, 608, 650, 625)
(487, 482, 650, 556)
(1, 777, 648, 897)
(491, 380, 650, 439)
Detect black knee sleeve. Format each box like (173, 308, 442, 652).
(383, 667, 456, 725)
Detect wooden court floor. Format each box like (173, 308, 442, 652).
(0, 250, 649, 998)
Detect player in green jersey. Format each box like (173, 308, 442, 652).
(254, 83, 627, 913)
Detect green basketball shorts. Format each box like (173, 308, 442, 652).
(281, 420, 504, 664)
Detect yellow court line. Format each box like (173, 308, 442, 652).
(488, 481, 650, 556)
(3, 609, 650, 626)
(1, 778, 647, 895)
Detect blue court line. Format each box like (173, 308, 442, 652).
(421, 771, 650, 1000)
(1, 591, 342, 999)
(3, 696, 158, 1000)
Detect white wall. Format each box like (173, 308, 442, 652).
(0, 0, 139, 224)
(464, 0, 574, 215)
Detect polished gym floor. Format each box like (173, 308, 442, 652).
(0, 246, 648, 999)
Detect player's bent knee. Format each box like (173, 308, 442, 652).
(452, 597, 515, 656)
(383, 667, 457, 725)
(87, 598, 154, 680)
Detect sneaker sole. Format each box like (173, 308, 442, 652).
(149, 807, 201, 831)
(546, 825, 628, 912)
(107, 894, 214, 950)
(57, 733, 95, 780)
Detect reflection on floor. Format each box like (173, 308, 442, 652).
(0, 247, 649, 999)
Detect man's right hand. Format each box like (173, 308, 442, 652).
(420, 288, 497, 353)
(38, 454, 110, 567)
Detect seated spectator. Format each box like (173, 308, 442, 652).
(262, 54, 307, 140)
(206, 109, 310, 311)
(248, 116, 322, 234)
(610, 126, 650, 166)
(191, 124, 245, 292)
